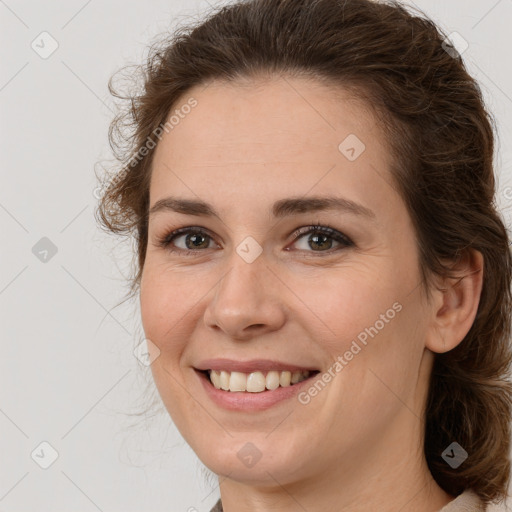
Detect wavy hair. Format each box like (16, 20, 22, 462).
(96, 0, 512, 504)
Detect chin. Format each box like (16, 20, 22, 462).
(194, 438, 312, 486)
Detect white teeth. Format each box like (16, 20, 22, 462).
(207, 370, 312, 392)
(220, 370, 230, 390)
(210, 370, 221, 389)
(279, 371, 291, 387)
(246, 371, 266, 392)
(229, 371, 246, 392)
(266, 371, 280, 390)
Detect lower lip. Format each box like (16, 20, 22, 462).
(195, 370, 318, 411)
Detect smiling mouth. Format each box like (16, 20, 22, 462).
(200, 369, 320, 393)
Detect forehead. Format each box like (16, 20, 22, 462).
(156, 76, 382, 163)
(149, 76, 398, 220)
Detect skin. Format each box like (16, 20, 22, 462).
(139, 75, 484, 512)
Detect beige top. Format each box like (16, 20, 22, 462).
(210, 488, 510, 511)
(439, 489, 487, 511)
(439, 489, 510, 511)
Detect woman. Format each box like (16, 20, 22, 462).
(96, 0, 512, 510)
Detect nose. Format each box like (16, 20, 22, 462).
(203, 251, 287, 341)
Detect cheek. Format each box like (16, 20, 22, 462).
(291, 265, 421, 407)
(139, 267, 197, 423)
(139, 266, 193, 354)
(291, 267, 399, 352)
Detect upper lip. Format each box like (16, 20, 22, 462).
(194, 358, 320, 373)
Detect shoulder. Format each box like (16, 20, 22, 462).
(438, 489, 484, 511)
(486, 498, 512, 512)
(209, 493, 512, 511)
(439, 489, 512, 512)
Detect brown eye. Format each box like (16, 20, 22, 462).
(156, 227, 217, 255)
(290, 225, 354, 253)
(180, 232, 211, 250)
(156, 224, 354, 257)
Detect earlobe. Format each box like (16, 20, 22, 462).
(425, 249, 484, 354)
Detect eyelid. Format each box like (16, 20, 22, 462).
(156, 226, 220, 254)
(289, 224, 354, 249)
(155, 223, 354, 255)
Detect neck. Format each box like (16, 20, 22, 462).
(216, 410, 454, 512)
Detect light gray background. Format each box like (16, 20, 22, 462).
(1, 1, 512, 511)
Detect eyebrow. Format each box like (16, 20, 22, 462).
(148, 195, 376, 220)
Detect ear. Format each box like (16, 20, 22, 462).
(425, 249, 484, 354)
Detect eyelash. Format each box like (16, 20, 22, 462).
(155, 223, 354, 257)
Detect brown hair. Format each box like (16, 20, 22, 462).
(96, 0, 512, 504)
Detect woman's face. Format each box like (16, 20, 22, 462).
(140, 76, 437, 487)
